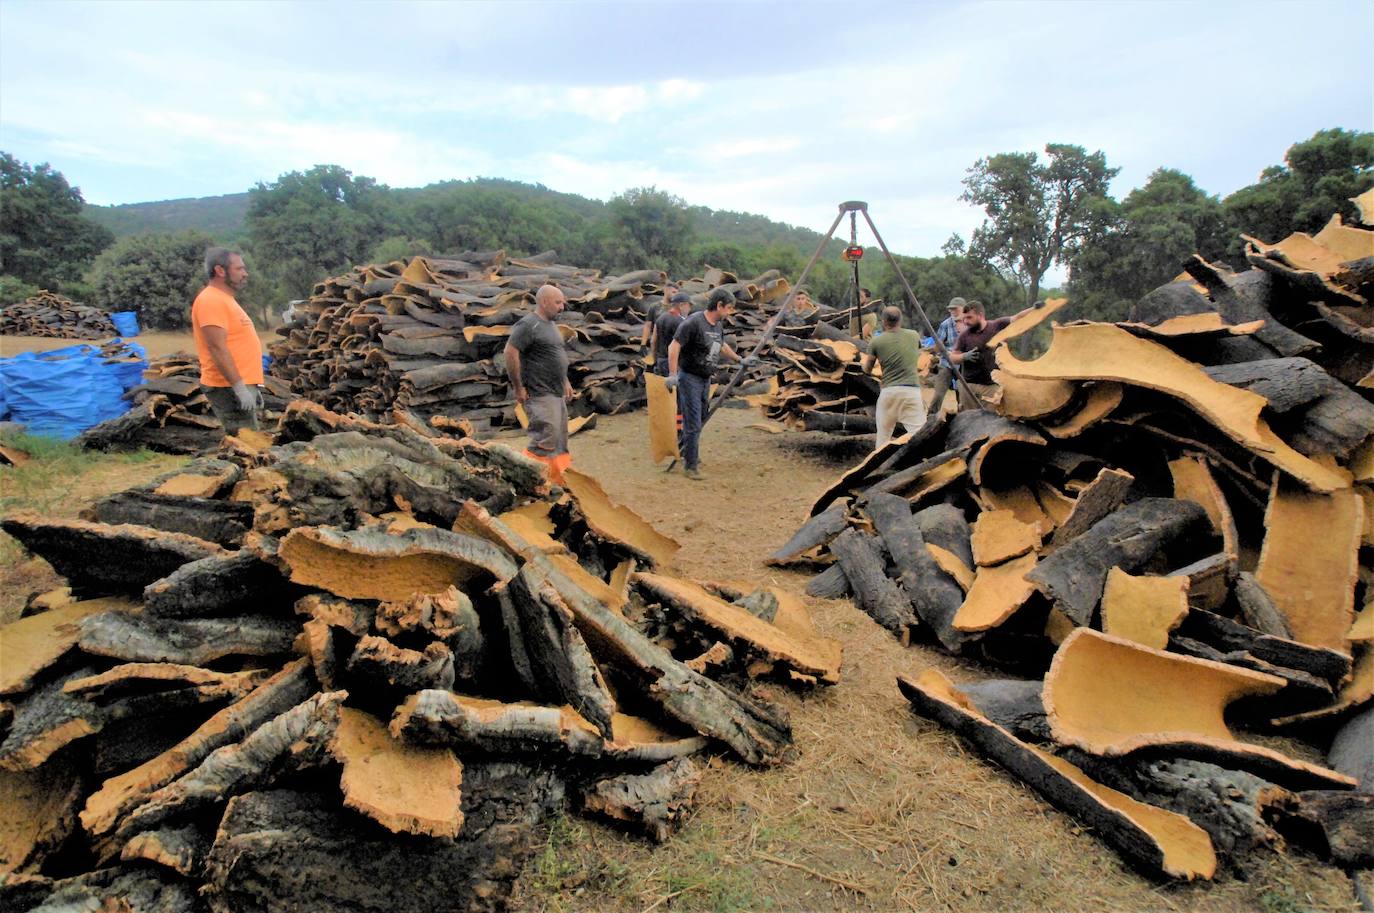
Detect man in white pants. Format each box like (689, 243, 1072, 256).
(861, 306, 929, 448)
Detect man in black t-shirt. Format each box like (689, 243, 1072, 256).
(665, 288, 755, 480)
(949, 299, 1038, 409)
(652, 293, 689, 377)
(642, 280, 679, 357)
(504, 284, 574, 482)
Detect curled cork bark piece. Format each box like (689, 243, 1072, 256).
(278, 525, 517, 602)
(1271, 650, 1374, 728)
(1168, 457, 1238, 559)
(78, 612, 299, 666)
(563, 469, 680, 568)
(332, 707, 464, 839)
(863, 493, 968, 653)
(143, 550, 298, 618)
(991, 371, 1076, 421)
(346, 636, 455, 696)
(62, 664, 271, 704)
(1254, 481, 1362, 653)
(0, 597, 135, 695)
(898, 669, 1216, 881)
(120, 823, 210, 878)
(978, 484, 1053, 532)
(970, 510, 1042, 567)
(391, 691, 707, 763)
(634, 572, 842, 685)
(1100, 569, 1190, 651)
(766, 503, 847, 566)
(1044, 629, 1356, 790)
(808, 412, 948, 516)
(86, 489, 254, 547)
(1048, 468, 1135, 549)
(115, 690, 346, 842)
(1032, 498, 1206, 627)
(294, 594, 375, 636)
(1043, 382, 1124, 439)
(0, 512, 223, 597)
(580, 756, 703, 843)
(502, 567, 616, 737)
(995, 322, 1351, 492)
(985, 297, 1071, 347)
(828, 528, 918, 641)
(0, 752, 82, 874)
(81, 659, 315, 840)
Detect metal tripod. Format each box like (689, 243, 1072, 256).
(704, 200, 983, 425)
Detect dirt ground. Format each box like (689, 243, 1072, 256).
(511, 405, 1361, 913)
(0, 397, 1361, 913)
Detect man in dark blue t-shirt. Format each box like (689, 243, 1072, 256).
(665, 288, 756, 480)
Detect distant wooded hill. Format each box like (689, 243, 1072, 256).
(83, 179, 833, 256)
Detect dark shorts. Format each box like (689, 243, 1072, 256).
(203, 385, 261, 435)
(525, 394, 568, 457)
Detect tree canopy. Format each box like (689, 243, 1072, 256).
(0, 152, 113, 289)
(88, 230, 215, 329)
(961, 144, 1118, 307)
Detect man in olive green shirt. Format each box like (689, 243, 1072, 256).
(860, 306, 929, 448)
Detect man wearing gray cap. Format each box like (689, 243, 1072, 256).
(926, 297, 966, 417)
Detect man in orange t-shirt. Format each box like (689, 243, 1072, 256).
(191, 247, 263, 434)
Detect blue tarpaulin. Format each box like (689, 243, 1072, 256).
(110, 311, 141, 337)
(0, 340, 148, 438)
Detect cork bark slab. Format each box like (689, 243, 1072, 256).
(580, 756, 702, 843)
(952, 553, 1039, 633)
(1168, 456, 1239, 559)
(0, 754, 82, 874)
(0, 513, 223, 597)
(1100, 568, 1190, 650)
(635, 572, 841, 684)
(1271, 650, 1374, 727)
(119, 823, 209, 877)
(979, 484, 1053, 532)
(970, 510, 1042, 567)
(1254, 482, 1362, 653)
(278, 525, 518, 603)
(496, 502, 568, 555)
(991, 371, 1076, 420)
(0, 597, 134, 695)
(332, 707, 463, 838)
(899, 669, 1216, 881)
(563, 469, 680, 568)
(926, 543, 974, 592)
(994, 322, 1351, 492)
(62, 664, 271, 704)
(1119, 313, 1265, 338)
(985, 297, 1071, 347)
(1044, 629, 1355, 790)
(646, 372, 680, 463)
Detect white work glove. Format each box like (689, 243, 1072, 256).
(663, 373, 679, 392)
(231, 381, 256, 412)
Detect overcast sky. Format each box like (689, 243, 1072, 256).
(1, 0, 1370, 259)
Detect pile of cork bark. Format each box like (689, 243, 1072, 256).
(0, 291, 117, 339)
(266, 253, 789, 434)
(771, 197, 1374, 880)
(0, 401, 840, 912)
(77, 353, 294, 454)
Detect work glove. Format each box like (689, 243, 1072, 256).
(231, 381, 256, 412)
(740, 354, 760, 368)
(962, 349, 984, 368)
(254, 386, 265, 410)
(663, 373, 679, 392)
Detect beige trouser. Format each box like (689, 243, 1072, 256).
(957, 382, 1000, 411)
(875, 385, 928, 449)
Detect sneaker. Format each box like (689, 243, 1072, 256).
(684, 467, 703, 481)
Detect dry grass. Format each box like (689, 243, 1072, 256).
(0, 430, 186, 621)
(0, 328, 277, 360)
(511, 407, 1360, 913)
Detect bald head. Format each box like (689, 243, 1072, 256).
(882, 306, 902, 329)
(534, 284, 566, 319)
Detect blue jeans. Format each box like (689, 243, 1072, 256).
(676, 371, 710, 469)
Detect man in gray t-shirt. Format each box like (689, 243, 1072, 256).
(504, 284, 574, 482)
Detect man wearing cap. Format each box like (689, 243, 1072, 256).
(665, 288, 756, 480)
(505, 284, 574, 484)
(950, 299, 1039, 409)
(925, 297, 965, 416)
(192, 247, 263, 436)
(642, 280, 679, 360)
(861, 306, 929, 449)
